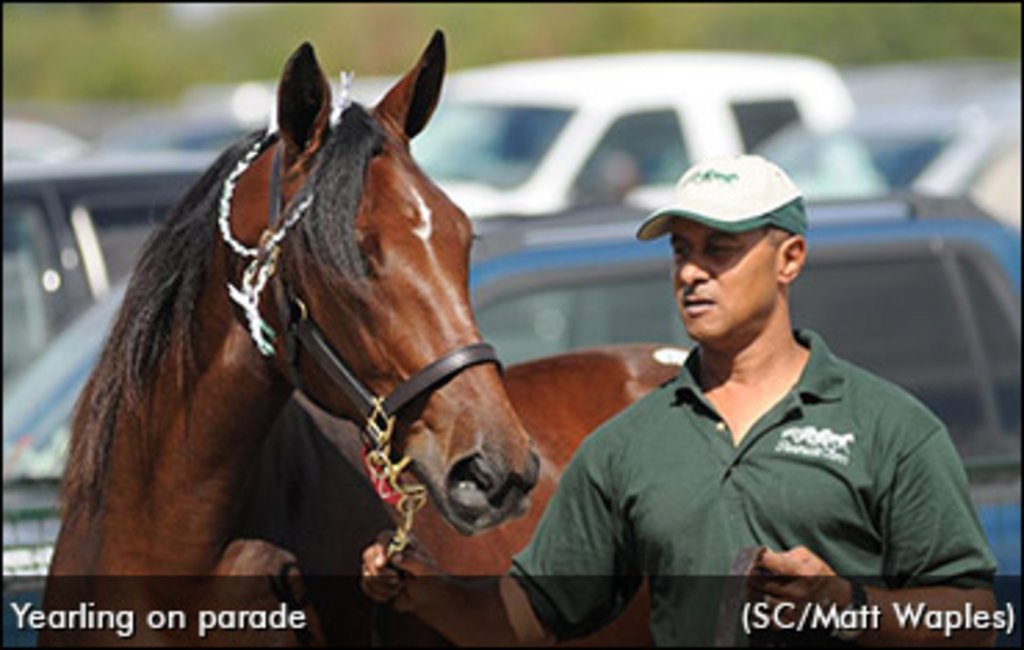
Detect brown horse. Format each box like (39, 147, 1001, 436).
(42, 32, 539, 645)
(241, 343, 684, 646)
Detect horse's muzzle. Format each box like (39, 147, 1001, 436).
(445, 450, 540, 533)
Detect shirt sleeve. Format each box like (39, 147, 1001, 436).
(509, 432, 642, 641)
(880, 426, 997, 589)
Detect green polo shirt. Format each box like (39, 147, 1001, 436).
(510, 329, 996, 646)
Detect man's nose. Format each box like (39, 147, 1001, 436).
(677, 258, 709, 286)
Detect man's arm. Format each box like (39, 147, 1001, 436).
(750, 547, 998, 647)
(361, 541, 556, 647)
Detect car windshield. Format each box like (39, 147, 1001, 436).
(756, 126, 890, 200)
(412, 103, 573, 189)
(857, 130, 950, 188)
(757, 123, 952, 200)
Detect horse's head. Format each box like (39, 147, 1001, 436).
(224, 32, 538, 535)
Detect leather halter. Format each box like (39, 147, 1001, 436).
(245, 136, 503, 446)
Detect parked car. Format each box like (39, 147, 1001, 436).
(411, 51, 855, 218)
(2, 152, 212, 380)
(4, 195, 1020, 645)
(757, 77, 1021, 229)
(2, 119, 90, 165)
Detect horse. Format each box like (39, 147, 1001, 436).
(41, 31, 540, 646)
(238, 343, 684, 646)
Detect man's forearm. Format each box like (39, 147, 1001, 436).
(410, 575, 553, 647)
(855, 585, 997, 647)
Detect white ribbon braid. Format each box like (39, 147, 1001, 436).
(220, 69, 350, 357)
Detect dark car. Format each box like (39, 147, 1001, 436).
(3, 153, 212, 380)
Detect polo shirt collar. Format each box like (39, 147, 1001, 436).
(792, 329, 846, 402)
(674, 328, 846, 406)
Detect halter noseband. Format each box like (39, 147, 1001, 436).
(219, 127, 502, 555)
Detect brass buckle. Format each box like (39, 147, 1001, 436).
(366, 397, 396, 449)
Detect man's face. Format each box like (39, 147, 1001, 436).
(669, 220, 791, 346)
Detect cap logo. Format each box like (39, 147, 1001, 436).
(686, 169, 739, 186)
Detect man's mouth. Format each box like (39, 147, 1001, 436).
(683, 296, 715, 315)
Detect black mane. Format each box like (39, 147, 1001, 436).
(63, 105, 383, 510)
(296, 104, 383, 283)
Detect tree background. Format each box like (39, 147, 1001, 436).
(4, 3, 1021, 102)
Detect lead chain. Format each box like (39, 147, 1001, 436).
(363, 400, 428, 558)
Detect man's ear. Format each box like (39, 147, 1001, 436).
(277, 42, 332, 168)
(778, 235, 806, 285)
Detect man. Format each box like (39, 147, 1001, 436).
(362, 155, 998, 646)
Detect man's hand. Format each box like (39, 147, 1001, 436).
(360, 531, 441, 613)
(360, 532, 550, 646)
(746, 546, 851, 628)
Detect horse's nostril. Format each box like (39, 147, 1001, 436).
(448, 451, 536, 521)
(447, 455, 497, 522)
(523, 450, 540, 491)
(449, 455, 494, 495)
(502, 450, 539, 498)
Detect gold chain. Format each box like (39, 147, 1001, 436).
(363, 398, 428, 558)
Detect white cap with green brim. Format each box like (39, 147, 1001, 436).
(636, 154, 807, 240)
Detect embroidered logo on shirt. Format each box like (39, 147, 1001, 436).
(775, 426, 855, 466)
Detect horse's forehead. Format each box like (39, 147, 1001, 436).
(364, 142, 460, 228)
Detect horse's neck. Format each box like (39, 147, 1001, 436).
(99, 253, 293, 573)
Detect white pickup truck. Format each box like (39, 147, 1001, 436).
(411, 51, 855, 218)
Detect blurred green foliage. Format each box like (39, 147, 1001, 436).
(3, 3, 1020, 101)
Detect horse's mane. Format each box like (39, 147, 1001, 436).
(62, 105, 384, 512)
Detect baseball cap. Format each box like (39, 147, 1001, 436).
(636, 155, 807, 240)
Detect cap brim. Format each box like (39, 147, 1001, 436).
(635, 209, 775, 241)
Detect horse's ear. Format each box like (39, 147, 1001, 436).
(374, 30, 446, 140)
(277, 42, 332, 164)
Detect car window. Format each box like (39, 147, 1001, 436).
(755, 126, 890, 200)
(477, 271, 692, 366)
(3, 201, 57, 379)
(72, 191, 178, 284)
(412, 104, 573, 189)
(790, 249, 1016, 459)
(955, 249, 1021, 441)
(572, 110, 690, 205)
(731, 99, 802, 151)
(859, 131, 950, 188)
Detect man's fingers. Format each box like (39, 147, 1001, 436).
(360, 531, 444, 610)
(756, 546, 832, 578)
(367, 530, 439, 578)
(361, 568, 403, 603)
(389, 548, 438, 577)
(360, 541, 405, 604)
(755, 548, 792, 574)
(362, 542, 391, 574)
